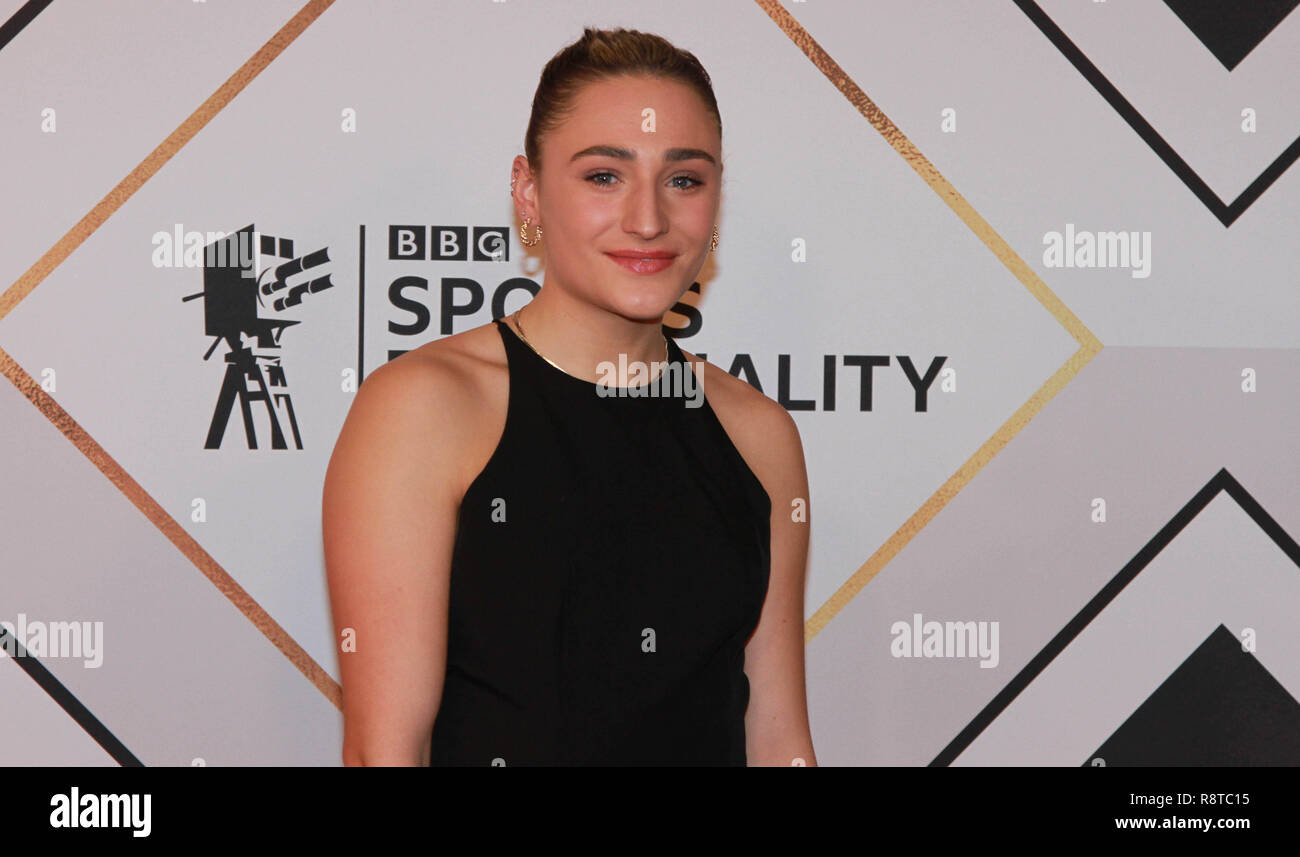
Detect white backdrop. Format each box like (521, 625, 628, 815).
(1, 0, 1298, 765)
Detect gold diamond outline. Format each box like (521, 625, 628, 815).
(751, 0, 1104, 642)
(0, 0, 1105, 714)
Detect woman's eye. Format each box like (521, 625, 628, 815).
(585, 172, 703, 190)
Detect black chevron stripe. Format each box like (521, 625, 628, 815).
(1, 624, 143, 766)
(933, 467, 1300, 765)
(1014, 0, 1300, 227)
(0, 0, 54, 53)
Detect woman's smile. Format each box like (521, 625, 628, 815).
(603, 251, 678, 274)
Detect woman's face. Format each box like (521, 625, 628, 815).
(526, 74, 722, 322)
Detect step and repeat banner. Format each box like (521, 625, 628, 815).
(1, 0, 1297, 766)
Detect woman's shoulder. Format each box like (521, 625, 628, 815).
(343, 321, 509, 497)
(366, 322, 506, 413)
(381, 319, 507, 390)
(676, 344, 806, 497)
(676, 343, 795, 433)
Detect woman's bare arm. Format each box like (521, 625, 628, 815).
(736, 396, 817, 766)
(322, 355, 469, 766)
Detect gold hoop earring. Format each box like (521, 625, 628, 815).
(520, 217, 542, 247)
(709, 224, 719, 252)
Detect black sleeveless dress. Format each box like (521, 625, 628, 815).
(428, 317, 771, 765)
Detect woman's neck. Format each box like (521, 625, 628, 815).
(508, 287, 669, 384)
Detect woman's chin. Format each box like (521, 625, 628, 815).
(609, 299, 679, 323)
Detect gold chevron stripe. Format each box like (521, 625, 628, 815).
(751, 0, 1104, 641)
(0, 0, 342, 708)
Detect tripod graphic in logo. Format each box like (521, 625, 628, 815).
(182, 224, 334, 449)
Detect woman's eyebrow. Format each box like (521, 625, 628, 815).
(569, 145, 716, 165)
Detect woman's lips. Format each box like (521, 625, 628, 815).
(605, 253, 676, 274)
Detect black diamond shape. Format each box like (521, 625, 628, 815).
(1164, 0, 1299, 71)
(1085, 624, 1300, 765)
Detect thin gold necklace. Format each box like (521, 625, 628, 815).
(510, 305, 669, 378)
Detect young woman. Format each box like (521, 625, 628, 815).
(323, 27, 815, 766)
